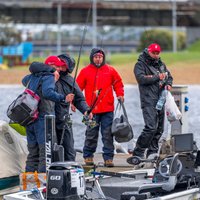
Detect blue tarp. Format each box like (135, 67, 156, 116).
(0, 42, 33, 63)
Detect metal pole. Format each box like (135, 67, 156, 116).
(57, 3, 62, 55)
(172, 0, 177, 53)
(92, 0, 97, 48)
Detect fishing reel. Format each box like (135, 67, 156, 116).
(63, 114, 72, 128)
(82, 115, 98, 129)
(159, 71, 168, 88)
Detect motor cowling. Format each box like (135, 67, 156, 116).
(47, 161, 85, 200)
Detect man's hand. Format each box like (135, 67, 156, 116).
(71, 103, 76, 112)
(84, 111, 93, 120)
(165, 85, 172, 91)
(159, 73, 167, 80)
(117, 96, 124, 103)
(65, 93, 74, 103)
(54, 71, 60, 82)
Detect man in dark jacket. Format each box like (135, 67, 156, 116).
(76, 48, 124, 167)
(130, 43, 173, 160)
(22, 59, 74, 173)
(45, 54, 91, 161)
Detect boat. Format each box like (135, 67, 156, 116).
(3, 133, 200, 200)
(2, 84, 199, 199)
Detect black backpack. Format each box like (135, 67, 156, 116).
(7, 78, 41, 126)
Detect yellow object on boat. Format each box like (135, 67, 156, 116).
(9, 123, 26, 136)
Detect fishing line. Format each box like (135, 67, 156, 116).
(72, 2, 92, 94)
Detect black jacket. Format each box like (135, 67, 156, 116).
(134, 49, 173, 108)
(55, 72, 90, 129)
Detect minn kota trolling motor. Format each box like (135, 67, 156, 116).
(45, 115, 86, 200)
(122, 133, 200, 199)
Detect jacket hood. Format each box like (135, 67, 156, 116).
(138, 48, 163, 67)
(29, 62, 55, 74)
(58, 54, 76, 73)
(90, 48, 105, 68)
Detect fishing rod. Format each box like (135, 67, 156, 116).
(89, 89, 102, 113)
(72, 2, 92, 94)
(83, 80, 118, 128)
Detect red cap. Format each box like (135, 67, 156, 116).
(148, 43, 161, 53)
(45, 56, 66, 67)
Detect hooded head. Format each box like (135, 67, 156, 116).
(90, 48, 105, 68)
(57, 54, 76, 73)
(147, 43, 161, 61)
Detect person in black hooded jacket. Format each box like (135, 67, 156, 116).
(22, 60, 74, 173)
(45, 54, 92, 161)
(130, 43, 173, 160)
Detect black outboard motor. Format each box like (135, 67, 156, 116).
(47, 161, 85, 200)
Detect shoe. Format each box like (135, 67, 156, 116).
(132, 147, 145, 159)
(132, 151, 145, 159)
(84, 157, 94, 165)
(126, 151, 145, 165)
(104, 160, 114, 167)
(146, 152, 159, 160)
(146, 150, 158, 159)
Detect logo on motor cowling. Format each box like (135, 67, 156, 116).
(50, 175, 61, 180)
(51, 188, 58, 195)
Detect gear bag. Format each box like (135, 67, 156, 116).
(111, 100, 134, 143)
(7, 78, 41, 126)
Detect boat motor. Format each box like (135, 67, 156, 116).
(47, 161, 85, 200)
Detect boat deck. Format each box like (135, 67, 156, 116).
(0, 153, 154, 200)
(76, 152, 136, 173)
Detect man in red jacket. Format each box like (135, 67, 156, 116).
(76, 48, 124, 167)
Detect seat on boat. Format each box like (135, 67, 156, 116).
(138, 153, 179, 194)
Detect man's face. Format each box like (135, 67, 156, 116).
(50, 64, 67, 73)
(148, 51, 160, 60)
(93, 55, 103, 67)
(55, 65, 67, 73)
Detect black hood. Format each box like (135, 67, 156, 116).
(90, 48, 105, 68)
(29, 62, 55, 74)
(138, 48, 163, 67)
(58, 54, 76, 73)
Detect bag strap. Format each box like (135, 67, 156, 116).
(26, 76, 42, 93)
(118, 99, 128, 119)
(114, 101, 122, 117)
(26, 78, 32, 89)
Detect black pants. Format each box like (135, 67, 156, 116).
(134, 106, 165, 156)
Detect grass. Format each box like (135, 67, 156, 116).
(1, 51, 200, 85)
(187, 39, 200, 52)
